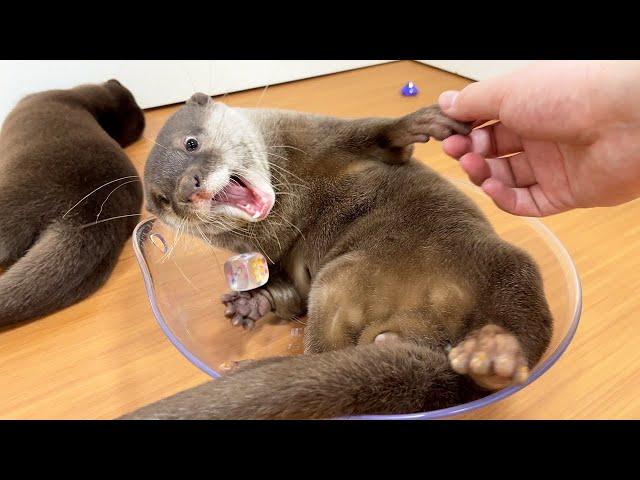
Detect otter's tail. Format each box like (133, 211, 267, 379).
(0, 221, 127, 326)
(121, 342, 476, 419)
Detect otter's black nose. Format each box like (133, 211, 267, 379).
(177, 168, 207, 203)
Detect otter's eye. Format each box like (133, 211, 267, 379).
(184, 137, 199, 152)
(156, 194, 170, 206)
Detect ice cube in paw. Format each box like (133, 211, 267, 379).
(224, 252, 269, 291)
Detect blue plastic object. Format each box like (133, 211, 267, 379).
(401, 81, 420, 96)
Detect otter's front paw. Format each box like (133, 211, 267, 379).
(393, 105, 472, 146)
(448, 324, 529, 390)
(221, 289, 273, 330)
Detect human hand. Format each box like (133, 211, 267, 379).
(438, 61, 640, 216)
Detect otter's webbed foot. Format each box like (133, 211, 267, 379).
(448, 324, 530, 390)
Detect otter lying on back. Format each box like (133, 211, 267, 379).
(123, 93, 552, 419)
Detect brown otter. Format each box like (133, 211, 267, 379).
(0, 80, 144, 326)
(123, 93, 552, 419)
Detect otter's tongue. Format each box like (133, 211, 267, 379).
(213, 178, 272, 220)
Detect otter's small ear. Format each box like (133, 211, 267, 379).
(187, 92, 212, 106)
(105, 79, 123, 88)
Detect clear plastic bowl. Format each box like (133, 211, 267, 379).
(133, 179, 581, 419)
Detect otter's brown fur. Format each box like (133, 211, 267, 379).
(0, 81, 144, 326)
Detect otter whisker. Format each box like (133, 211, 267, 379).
(79, 213, 141, 229)
(197, 211, 255, 239)
(265, 159, 309, 186)
(173, 218, 188, 257)
(251, 234, 274, 264)
(267, 144, 310, 156)
(142, 135, 170, 151)
(95, 179, 141, 222)
(256, 83, 270, 108)
(271, 181, 309, 190)
(271, 211, 305, 240)
(291, 315, 307, 326)
(163, 217, 186, 262)
(263, 218, 283, 252)
(265, 155, 306, 180)
(274, 191, 301, 199)
(63, 176, 140, 219)
(172, 256, 200, 293)
(194, 221, 225, 277)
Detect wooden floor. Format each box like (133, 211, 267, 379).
(1, 61, 639, 419)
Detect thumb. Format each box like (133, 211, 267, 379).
(439, 79, 506, 122)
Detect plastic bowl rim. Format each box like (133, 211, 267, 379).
(131, 179, 582, 420)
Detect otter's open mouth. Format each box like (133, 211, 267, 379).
(212, 174, 274, 220)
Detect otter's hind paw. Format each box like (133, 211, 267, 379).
(448, 324, 529, 390)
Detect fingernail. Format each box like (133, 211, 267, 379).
(439, 90, 459, 111)
(481, 178, 501, 196)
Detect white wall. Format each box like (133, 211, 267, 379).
(418, 60, 534, 81)
(0, 60, 390, 127)
(0, 60, 536, 127)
